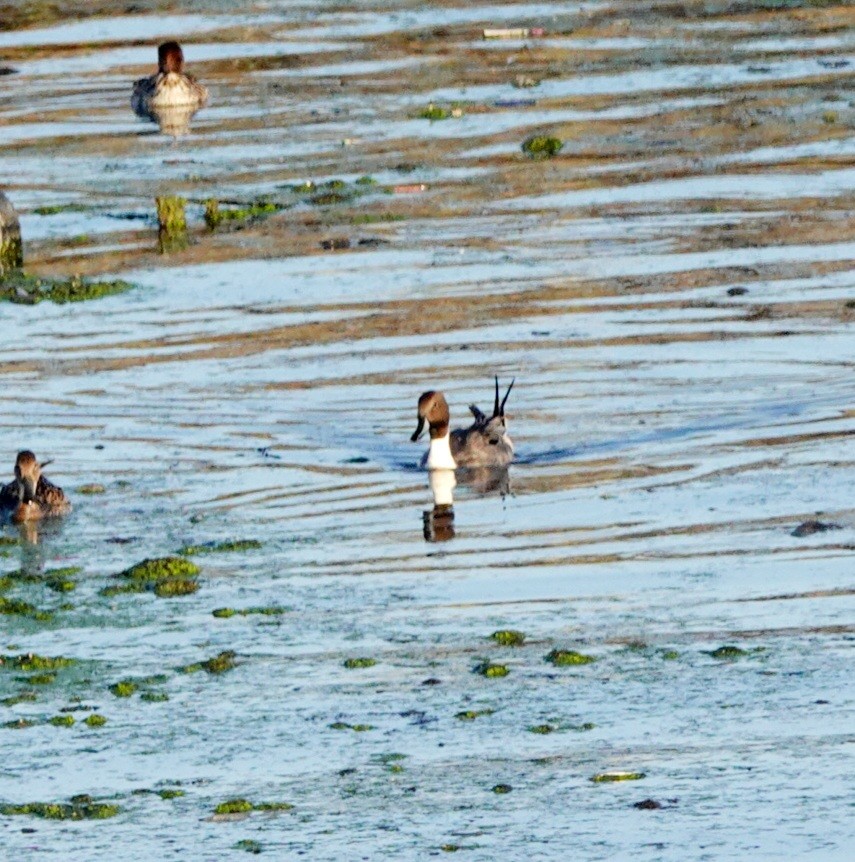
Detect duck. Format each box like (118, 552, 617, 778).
(131, 41, 208, 115)
(0, 451, 71, 523)
(411, 378, 515, 469)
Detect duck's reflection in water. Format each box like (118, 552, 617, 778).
(423, 469, 456, 542)
(135, 103, 200, 137)
(421, 467, 510, 543)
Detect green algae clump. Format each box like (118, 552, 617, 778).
(180, 539, 262, 555)
(419, 104, 452, 120)
(474, 661, 509, 678)
(0, 596, 51, 620)
(153, 578, 198, 598)
(109, 680, 137, 698)
(0, 272, 133, 305)
(235, 839, 263, 854)
(108, 556, 200, 599)
(141, 691, 169, 703)
(0, 800, 120, 820)
(202, 651, 237, 675)
(522, 135, 563, 158)
(708, 645, 748, 660)
(254, 801, 293, 812)
(204, 199, 281, 230)
(1, 653, 74, 672)
(84, 714, 107, 727)
(490, 629, 526, 646)
(492, 784, 512, 794)
(213, 606, 287, 619)
(24, 673, 55, 685)
(545, 648, 596, 666)
(590, 771, 646, 783)
(528, 724, 556, 734)
(215, 798, 253, 815)
(455, 708, 494, 721)
(76, 483, 106, 495)
(158, 789, 185, 800)
(121, 557, 199, 582)
(49, 714, 75, 727)
(343, 657, 376, 669)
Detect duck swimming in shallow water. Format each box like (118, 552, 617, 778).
(411, 378, 515, 469)
(132, 41, 208, 114)
(0, 451, 71, 523)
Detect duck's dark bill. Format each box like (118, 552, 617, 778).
(411, 416, 426, 442)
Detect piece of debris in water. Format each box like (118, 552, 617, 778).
(791, 519, 841, 537)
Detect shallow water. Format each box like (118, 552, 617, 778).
(0, 1, 853, 859)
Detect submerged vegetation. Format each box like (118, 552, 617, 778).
(156, 196, 188, 254)
(204, 199, 282, 230)
(490, 630, 526, 646)
(180, 539, 262, 555)
(102, 557, 200, 599)
(0, 272, 133, 305)
(545, 649, 596, 666)
(0, 797, 120, 820)
(521, 135, 563, 158)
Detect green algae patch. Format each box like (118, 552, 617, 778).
(590, 771, 646, 783)
(110, 680, 137, 698)
(418, 104, 453, 120)
(215, 798, 253, 815)
(49, 714, 75, 727)
(490, 629, 525, 646)
(47, 577, 76, 593)
(33, 203, 89, 216)
(153, 578, 198, 598)
(254, 801, 293, 812)
(1, 653, 75, 672)
(708, 645, 749, 660)
(23, 673, 55, 685)
(202, 651, 236, 675)
(121, 557, 199, 582)
(329, 722, 374, 732)
(180, 539, 262, 555)
(545, 648, 596, 667)
(2, 692, 37, 706)
(528, 723, 556, 734)
(522, 135, 563, 158)
(456, 708, 494, 721)
(140, 691, 169, 703)
(84, 714, 107, 727)
(0, 596, 51, 620)
(474, 661, 509, 678)
(343, 657, 376, 669)
(156, 196, 188, 253)
(235, 839, 263, 854)
(660, 650, 680, 660)
(4, 718, 35, 729)
(76, 483, 106, 495)
(492, 784, 512, 794)
(0, 800, 120, 820)
(212, 606, 287, 619)
(107, 556, 200, 599)
(0, 272, 133, 305)
(157, 789, 185, 800)
(204, 199, 282, 230)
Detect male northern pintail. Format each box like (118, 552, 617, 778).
(0, 450, 71, 523)
(132, 41, 208, 113)
(411, 378, 515, 469)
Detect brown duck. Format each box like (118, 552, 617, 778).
(0, 451, 71, 523)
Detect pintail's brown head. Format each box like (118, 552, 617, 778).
(158, 41, 185, 74)
(13, 450, 46, 503)
(411, 391, 450, 442)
